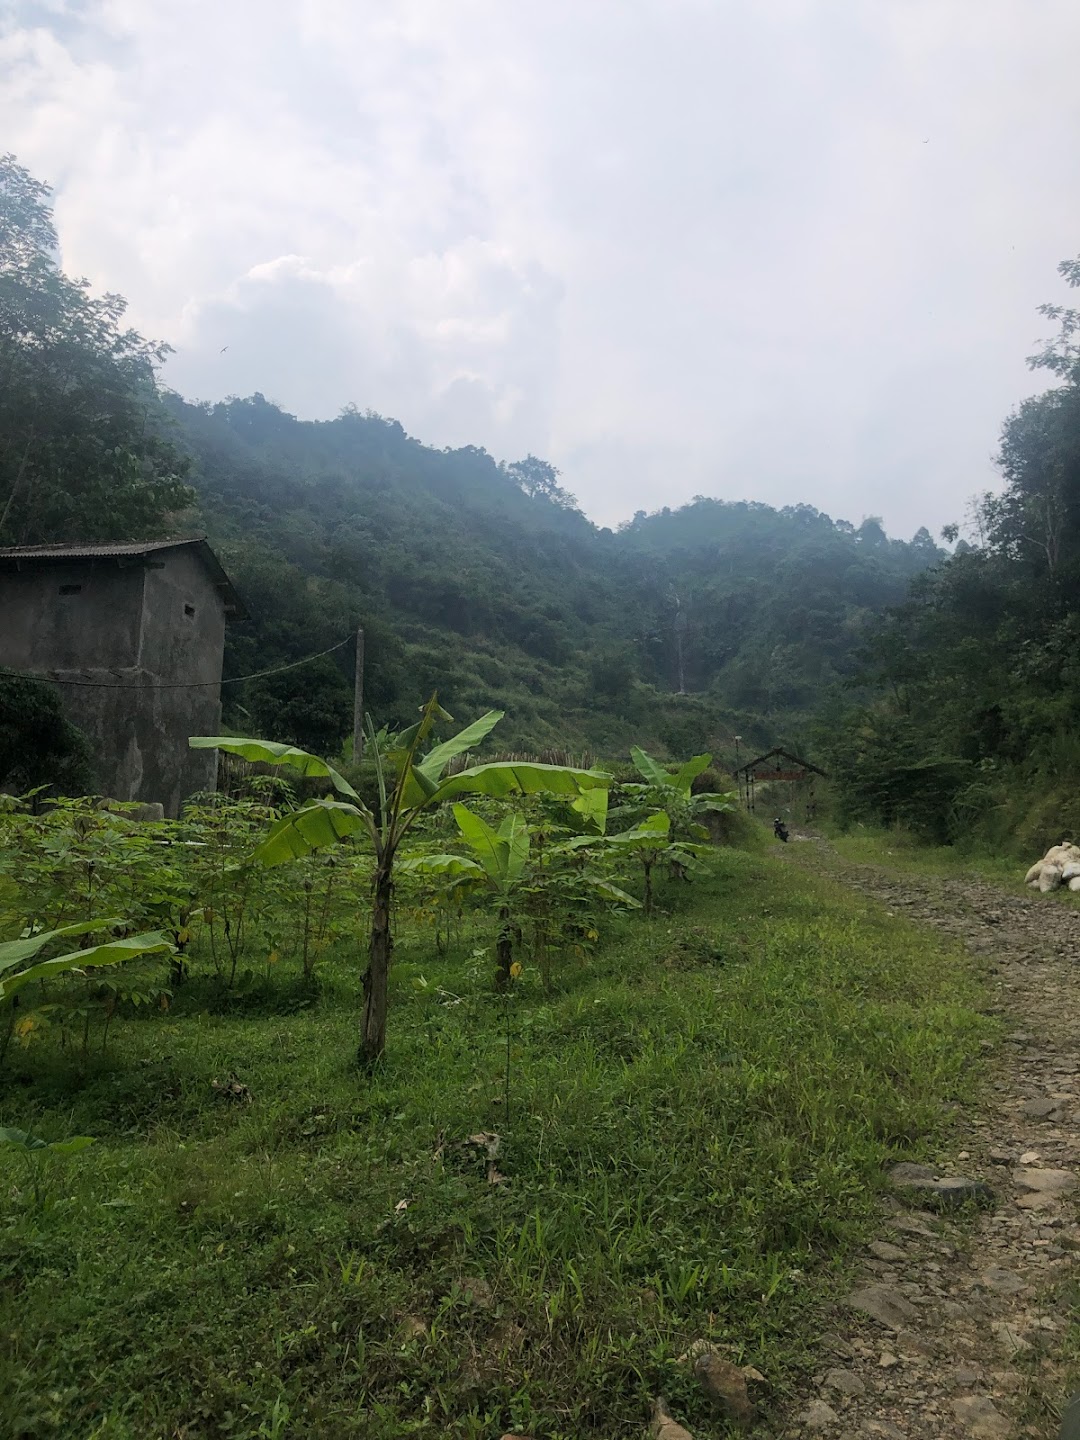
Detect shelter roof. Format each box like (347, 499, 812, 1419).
(739, 746, 827, 778)
(0, 536, 246, 620)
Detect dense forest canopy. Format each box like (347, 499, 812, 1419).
(167, 387, 943, 758)
(821, 256, 1080, 849)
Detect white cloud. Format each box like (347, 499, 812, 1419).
(2, 0, 1079, 537)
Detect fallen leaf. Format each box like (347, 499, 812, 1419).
(394, 1198, 410, 1213)
(676, 1339, 714, 1364)
(466, 1131, 500, 1151)
(210, 1074, 251, 1103)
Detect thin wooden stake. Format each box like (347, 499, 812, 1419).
(352, 626, 365, 764)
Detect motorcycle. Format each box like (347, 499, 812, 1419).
(773, 818, 789, 843)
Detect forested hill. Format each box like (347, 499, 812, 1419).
(169, 391, 942, 760)
(0, 151, 943, 766)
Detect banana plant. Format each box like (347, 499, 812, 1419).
(620, 747, 737, 845)
(192, 694, 610, 1064)
(0, 920, 174, 1062)
(400, 804, 528, 988)
(402, 796, 640, 987)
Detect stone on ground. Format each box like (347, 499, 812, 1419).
(950, 1394, 1010, 1437)
(888, 1163, 995, 1209)
(650, 1398, 694, 1440)
(798, 1398, 840, 1430)
(692, 1349, 755, 1424)
(846, 1284, 919, 1330)
(822, 1367, 866, 1397)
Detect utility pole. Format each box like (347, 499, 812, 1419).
(352, 626, 365, 764)
(671, 589, 686, 694)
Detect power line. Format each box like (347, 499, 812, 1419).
(0, 634, 356, 691)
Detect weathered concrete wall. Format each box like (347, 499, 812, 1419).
(138, 549, 226, 811)
(0, 551, 229, 816)
(0, 561, 145, 670)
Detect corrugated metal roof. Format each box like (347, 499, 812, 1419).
(0, 537, 205, 560)
(0, 536, 248, 621)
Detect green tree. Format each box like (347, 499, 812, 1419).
(244, 655, 353, 756)
(505, 454, 579, 510)
(821, 254, 1080, 840)
(0, 154, 193, 544)
(0, 673, 93, 796)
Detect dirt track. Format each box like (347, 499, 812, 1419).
(780, 837, 1080, 1439)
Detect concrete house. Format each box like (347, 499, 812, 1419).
(0, 537, 245, 815)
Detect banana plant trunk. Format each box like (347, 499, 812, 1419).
(360, 849, 395, 1065)
(494, 904, 513, 991)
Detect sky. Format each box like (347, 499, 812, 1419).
(3, 0, 1080, 539)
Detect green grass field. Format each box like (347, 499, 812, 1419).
(1, 847, 993, 1439)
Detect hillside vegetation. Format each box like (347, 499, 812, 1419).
(8, 145, 1080, 852)
(0, 149, 944, 771)
(822, 256, 1080, 854)
(170, 392, 940, 760)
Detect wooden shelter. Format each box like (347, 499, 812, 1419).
(737, 747, 828, 817)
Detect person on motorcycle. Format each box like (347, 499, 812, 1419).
(773, 817, 789, 842)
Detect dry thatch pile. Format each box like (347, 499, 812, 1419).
(1024, 841, 1080, 893)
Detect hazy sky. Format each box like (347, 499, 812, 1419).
(4, 1, 1080, 537)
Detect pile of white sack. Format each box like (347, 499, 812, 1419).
(1025, 841, 1080, 892)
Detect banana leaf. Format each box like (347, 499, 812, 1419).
(1, 932, 174, 1003)
(672, 754, 713, 794)
(434, 761, 611, 804)
(0, 918, 125, 978)
(252, 799, 370, 866)
(629, 746, 671, 788)
(189, 736, 361, 802)
(417, 710, 504, 783)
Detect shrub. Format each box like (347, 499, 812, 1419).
(0, 673, 93, 797)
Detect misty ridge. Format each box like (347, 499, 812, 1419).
(5, 141, 1080, 856)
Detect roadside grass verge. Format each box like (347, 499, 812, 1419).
(824, 823, 1028, 882)
(823, 826, 1080, 915)
(0, 848, 992, 1439)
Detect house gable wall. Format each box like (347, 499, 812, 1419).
(0, 546, 232, 815)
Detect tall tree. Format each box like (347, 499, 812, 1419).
(822, 252, 1080, 840)
(0, 154, 193, 544)
(504, 454, 579, 510)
